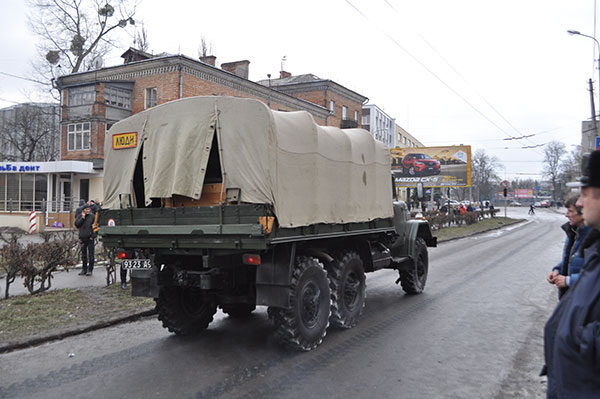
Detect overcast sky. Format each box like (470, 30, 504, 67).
(0, 0, 597, 181)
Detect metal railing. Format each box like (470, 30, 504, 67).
(0, 198, 86, 228)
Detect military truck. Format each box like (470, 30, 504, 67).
(99, 96, 436, 351)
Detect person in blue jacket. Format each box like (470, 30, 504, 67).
(543, 149, 600, 398)
(547, 192, 592, 298)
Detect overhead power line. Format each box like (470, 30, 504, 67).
(0, 71, 46, 85)
(344, 0, 544, 153)
(503, 134, 535, 140)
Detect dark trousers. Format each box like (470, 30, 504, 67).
(120, 265, 128, 283)
(81, 239, 95, 272)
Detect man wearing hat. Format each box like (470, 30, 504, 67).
(543, 149, 600, 398)
(75, 203, 95, 276)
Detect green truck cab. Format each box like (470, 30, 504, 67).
(99, 96, 436, 351)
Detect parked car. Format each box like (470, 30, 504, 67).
(442, 199, 460, 207)
(509, 201, 522, 206)
(540, 200, 550, 208)
(534, 202, 541, 207)
(401, 153, 441, 176)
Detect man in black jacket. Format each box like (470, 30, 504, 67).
(544, 150, 600, 398)
(75, 204, 95, 276)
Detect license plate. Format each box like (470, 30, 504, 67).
(122, 259, 152, 269)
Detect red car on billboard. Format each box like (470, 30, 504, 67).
(401, 153, 441, 176)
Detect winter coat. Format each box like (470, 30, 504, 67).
(75, 212, 94, 241)
(544, 229, 600, 398)
(552, 223, 592, 296)
(74, 199, 86, 220)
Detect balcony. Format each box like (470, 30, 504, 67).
(340, 119, 359, 129)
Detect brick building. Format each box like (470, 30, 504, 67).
(257, 73, 367, 129)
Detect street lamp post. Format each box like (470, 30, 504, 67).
(568, 29, 600, 146)
(568, 30, 600, 113)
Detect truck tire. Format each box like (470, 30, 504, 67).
(327, 251, 366, 329)
(155, 286, 217, 335)
(220, 304, 256, 318)
(271, 256, 331, 351)
(400, 237, 428, 294)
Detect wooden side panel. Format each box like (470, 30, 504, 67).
(161, 183, 224, 208)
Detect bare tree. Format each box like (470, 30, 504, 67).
(559, 145, 583, 198)
(542, 141, 567, 204)
(134, 24, 149, 52)
(0, 233, 30, 299)
(21, 231, 79, 295)
(27, 0, 137, 96)
(471, 149, 501, 202)
(198, 36, 215, 58)
(0, 103, 60, 162)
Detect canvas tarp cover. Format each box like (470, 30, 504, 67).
(103, 96, 393, 227)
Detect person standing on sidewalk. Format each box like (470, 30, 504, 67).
(543, 149, 600, 398)
(75, 203, 95, 276)
(546, 192, 591, 298)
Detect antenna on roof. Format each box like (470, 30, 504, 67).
(281, 56, 287, 74)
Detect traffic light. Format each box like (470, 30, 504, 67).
(503, 188, 507, 197)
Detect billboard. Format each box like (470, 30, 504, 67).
(390, 145, 471, 188)
(514, 189, 534, 199)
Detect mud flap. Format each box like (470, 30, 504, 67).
(131, 268, 160, 298)
(255, 243, 295, 308)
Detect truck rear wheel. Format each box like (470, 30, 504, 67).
(220, 304, 256, 318)
(399, 237, 428, 294)
(155, 286, 217, 335)
(271, 256, 331, 351)
(327, 251, 366, 329)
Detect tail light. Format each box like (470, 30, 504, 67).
(116, 250, 129, 259)
(242, 254, 261, 266)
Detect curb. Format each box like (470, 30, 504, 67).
(0, 309, 156, 354)
(436, 218, 527, 243)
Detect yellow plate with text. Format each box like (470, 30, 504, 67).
(112, 132, 138, 149)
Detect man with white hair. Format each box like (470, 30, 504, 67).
(543, 149, 600, 398)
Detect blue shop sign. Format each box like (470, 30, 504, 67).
(0, 164, 41, 172)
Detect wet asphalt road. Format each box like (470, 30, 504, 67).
(0, 207, 565, 399)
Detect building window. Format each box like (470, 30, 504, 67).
(342, 106, 348, 120)
(354, 110, 359, 121)
(68, 86, 96, 106)
(0, 174, 5, 211)
(6, 174, 18, 211)
(35, 175, 47, 205)
(105, 86, 132, 110)
(329, 100, 335, 115)
(0, 173, 47, 212)
(67, 122, 91, 151)
(79, 178, 89, 201)
(146, 87, 157, 109)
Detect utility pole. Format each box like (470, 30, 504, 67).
(589, 79, 597, 122)
(591, 79, 600, 140)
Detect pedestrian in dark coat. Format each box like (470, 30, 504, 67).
(543, 149, 600, 398)
(75, 204, 95, 276)
(75, 199, 86, 220)
(547, 192, 592, 298)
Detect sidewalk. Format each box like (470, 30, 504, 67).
(0, 263, 155, 354)
(0, 265, 109, 298)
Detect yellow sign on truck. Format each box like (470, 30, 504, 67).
(112, 132, 137, 149)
